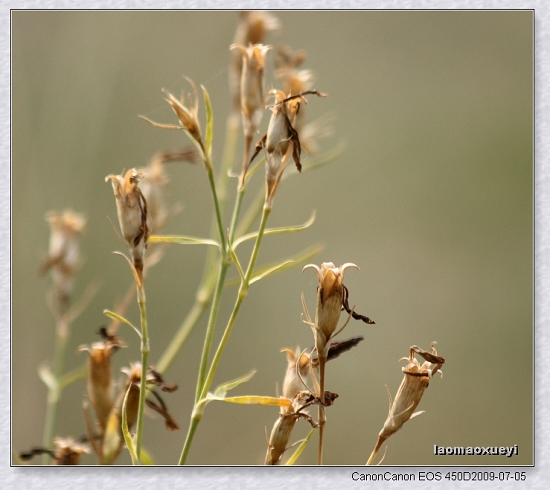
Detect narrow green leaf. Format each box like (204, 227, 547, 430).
(233, 211, 316, 249)
(103, 309, 141, 339)
(121, 384, 139, 465)
(213, 369, 256, 398)
(227, 236, 245, 285)
(202, 85, 214, 158)
(58, 362, 88, 390)
(285, 428, 316, 465)
(225, 243, 324, 288)
(249, 260, 293, 285)
(149, 235, 221, 249)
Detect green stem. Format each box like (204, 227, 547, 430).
(41, 305, 69, 464)
(155, 117, 239, 374)
(201, 205, 270, 399)
(205, 159, 226, 252)
(179, 413, 202, 465)
(179, 205, 271, 465)
(134, 285, 149, 464)
(194, 259, 230, 403)
(228, 186, 246, 244)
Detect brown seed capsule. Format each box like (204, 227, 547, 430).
(230, 12, 280, 114)
(101, 363, 143, 465)
(51, 437, 90, 465)
(367, 343, 445, 465)
(39, 210, 86, 304)
(265, 411, 299, 465)
(163, 81, 203, 148)
(79, 333, 125, 435)
(105, 169, 149, 281)
(302, 262, 359, 356)
(19, 438, 90, 465)
(280, 347, 310, 403)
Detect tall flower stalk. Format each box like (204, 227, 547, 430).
(105, 169, 151, 463)
(39, 210, 86, 464)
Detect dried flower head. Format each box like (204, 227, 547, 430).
(164, 82, 202, 147)
(248, 89, 325, 209)
(230, 44, 271, 187)
(139, 79, 205, 158)
(265, 391, 320, 465)
(19, 437, 90, 465)
(367, 343, 445, 465)
(230, 11, 280, 114)
(274, 45, 313, 100)
(51, 437, 90, 465)
(265, 409, 299, 465)
(302, 262, 360, 356)
(280, 347, 310, 403)
(231, 43, 271, 188)
(39, 210, 86, 303)
(79, 329, 125, 435)
(101, 363, 149, 464)
(234, 11, 280, 46)
(263, 89, 302, 208)
(231, 44, 271, 139)
(105, 169, 149, 280)
(101, 363, 178, 464)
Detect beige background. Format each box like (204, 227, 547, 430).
(12, 10, 532, 465)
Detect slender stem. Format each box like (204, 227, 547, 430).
(208, 169, 226, 250)
(41, 302, 69, 464)
(155, 117, 239, 374)
(366, 436, 385, 465)
(179, 206, 271, 465)
(194, 259, 230, 403)
(317, 355, 327, 465)
(134, 284, 149, 463)
(228, 186, 246, 244)
(201, 205, 271, 400)
(179, 413, 202, 465)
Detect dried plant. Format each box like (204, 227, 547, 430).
(24, 11, 447, 466)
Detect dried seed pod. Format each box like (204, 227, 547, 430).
(230, 43, 270, 141)
(303, 262, 374, 357)
(265, 411, 299, 465)
(105, 169, 149, 282)
(79, 330, 125, 435)
(101, 364, 179, 464)
(39, 210, 86, 305)
(20, 437, 90, 465)
(265, 391, 320, 465)
(367, 343, 445, 465)
(280, 347, 310, 403)
(303, 262, 358, 356)
(230, 43, 271, 188)
(230, 11, 280, 114)
(101, 363, 144, 465)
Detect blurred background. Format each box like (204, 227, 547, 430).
(12, 10, 532, 465)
